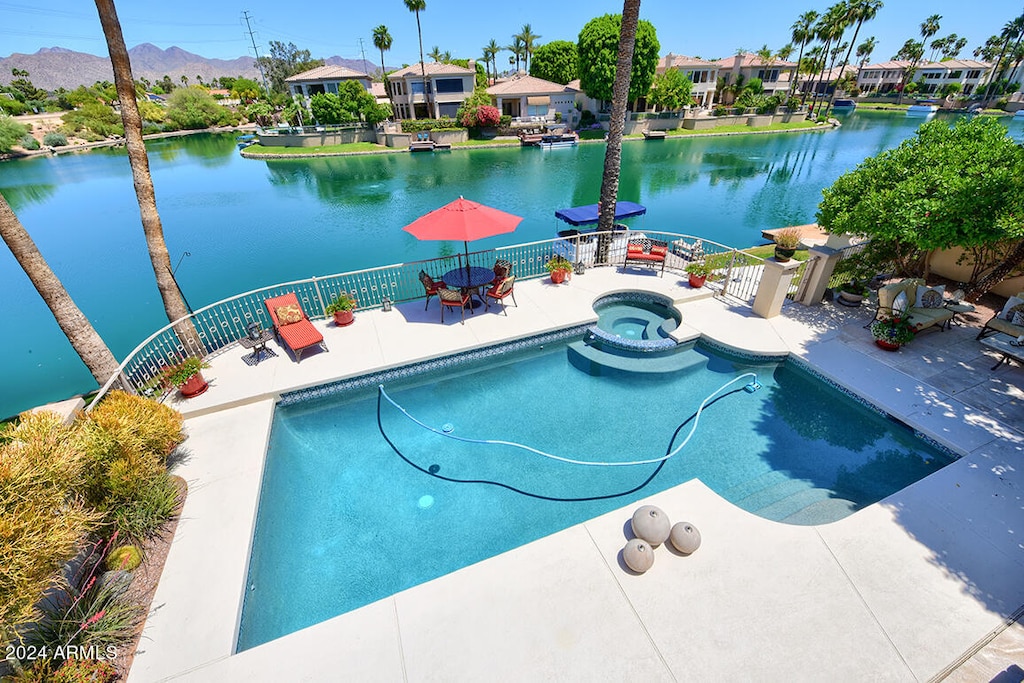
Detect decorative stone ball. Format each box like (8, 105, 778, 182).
(631, 505, 671, 546)
(670, 521, 702, 555)
(623, 538, 655, 573)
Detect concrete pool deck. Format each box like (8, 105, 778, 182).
(128, 268, 1024, 682)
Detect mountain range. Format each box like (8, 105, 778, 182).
(0, 44, 385, 92)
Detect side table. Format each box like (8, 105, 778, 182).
(944, 301, 975, 328)
(239, 329, 274, 365)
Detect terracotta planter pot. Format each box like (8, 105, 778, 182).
(550, 269, 568, 284)
(178, 372, 209, 398)
(874, 339, 901, 351)
(333, 309, 355, 326)
(688, 273, 707, 288)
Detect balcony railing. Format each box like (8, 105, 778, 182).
(91, 231, 762, 406)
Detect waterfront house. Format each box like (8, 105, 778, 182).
(387, 62, 476, 120)
(286, 65, 375, 103)
(713, 52, 797, 101)
(912, 60, 992, 96)
(656, 54, 719, 108)
(486, 73, 578, 126)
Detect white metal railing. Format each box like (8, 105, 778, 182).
(90, 231, 762, 406)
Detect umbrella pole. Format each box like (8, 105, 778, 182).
(464, 240, 471, 283)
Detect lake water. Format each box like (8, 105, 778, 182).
(2, 110, 1014, 418)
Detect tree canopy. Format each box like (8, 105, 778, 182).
(529, 40, 578, 85)
(817, 116, 1024, 299)
(257, 41, 325, 94)
(165, 87, 234, 129)
(309, 81, 390, 125)
(577, 14, 659, 102)
(648, 68, 693, 111)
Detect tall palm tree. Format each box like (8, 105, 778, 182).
(856, 36, 877, 67)
(807, 3, 848, 113)
(776, 44, 794, 61)
(826, 0, 882, 115)
(507, 37, 525, 73)
(483, 39, 501, 83)
(372, 25, 393, 111)
(897, 14, 940, 103)
(428, 45, 443, 62)
(404, 0, 432, 118)
(94, 0, 203, 355)
(597, 0, 641, 254)
(516, 24, 540, 72)
(1, 192, 121, 387)
(791, 10, 819, 100)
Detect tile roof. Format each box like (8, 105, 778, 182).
(860, 60, 914, 70)
(658, 53, 717, 71)
(713, 52, 797, 69)
(388, 62, 475, 78)
(286, 65, 369, 82)
(487, 73, 576, 96)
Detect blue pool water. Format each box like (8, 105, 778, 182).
(596, 298, 680, 341)
(237, 333, 955, 651)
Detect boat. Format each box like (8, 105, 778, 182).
(518, 130, 545, 146)
(906, 101, 939, 116)
(236, 133, 257, 149)
(538, 132, 579, 149)
(1013, 110, 1024, 119)
(832, 99, 856, 110)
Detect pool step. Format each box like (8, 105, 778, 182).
(780, 497, 859, 525)
(567, 341, 708, 376)
(726, 473, 857, 525)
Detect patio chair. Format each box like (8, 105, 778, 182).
(485, 276, 517, 315)
(438, 287, 473, 325)
(263, 292, 326, 362)
(491, 258, 512, 286)
(419, 270, 446, 310)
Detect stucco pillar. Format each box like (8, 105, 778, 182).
(796, 246, 842, 306)
(752, 258, 802, 319)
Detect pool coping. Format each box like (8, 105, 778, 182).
(127, 272, 1024, 682)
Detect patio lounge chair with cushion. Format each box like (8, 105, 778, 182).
(419, 270, 446, 310)
(263, 292, 326, 362)
(485, 276, 517, 315)
(870, 278, 954, 333)
(438, 287, 473, 325)
(977, 291, 1024, 340)
(623, 238, 667, 276)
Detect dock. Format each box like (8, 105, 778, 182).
(643, 130, 667, 140)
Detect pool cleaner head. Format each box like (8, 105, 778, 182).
(744, 379, 762, 393)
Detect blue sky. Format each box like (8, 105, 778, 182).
(1, 0, 1020, 68)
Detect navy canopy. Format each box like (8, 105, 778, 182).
(554, 201, 647, 226)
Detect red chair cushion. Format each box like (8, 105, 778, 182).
(627, 244, 643, 254)
(650, 245, 667, 256)
(277, 319, 323, 350)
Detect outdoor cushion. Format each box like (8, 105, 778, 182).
(627, 243, 644, 254)
(892, 291, 909, 317)
(915, 285, 945, 309)
(650, 245, 667, 257)
(275, 304, 303, 325)
(1000, 296, 1024, 320)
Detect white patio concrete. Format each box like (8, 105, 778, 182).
(129, 268, 1024, 682)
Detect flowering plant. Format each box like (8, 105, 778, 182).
(871, 317, 915, 345)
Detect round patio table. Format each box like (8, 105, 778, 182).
(443, 266, 495, 308)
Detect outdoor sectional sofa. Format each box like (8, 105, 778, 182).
(872, 278, 954, 332)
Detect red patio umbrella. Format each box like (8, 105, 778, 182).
(403, 196, 523, 282)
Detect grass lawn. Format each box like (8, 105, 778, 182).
(244, 142, 385, 155)
(659, 121, 820, 136)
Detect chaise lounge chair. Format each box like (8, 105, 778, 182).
(263, 292, 327, 362)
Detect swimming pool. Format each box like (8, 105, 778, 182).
(236, 330, 955, 651)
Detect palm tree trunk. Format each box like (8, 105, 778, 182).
(808, 38, 833, 114)
(794, 40, 808, 101)
(414, 12, 433, 118)
(826, 22, 863, 116)
(94, 0, 204, 357)
(596, 0, 641, 263)
(380, 49, 394, 114)
(0, 192, 122, 388)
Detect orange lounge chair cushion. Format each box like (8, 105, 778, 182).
(650, 245, 667, 257)
(277, 319, 324, 350)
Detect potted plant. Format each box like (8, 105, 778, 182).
(325, 292, 357, 326)
(545, 255, 573, 284)
(773, 228, 802, 262)
(685, 261, 711, 288)
(870, 317, 915, 350)
(837, 279, 871, 307)
(163, 356, 211, 397)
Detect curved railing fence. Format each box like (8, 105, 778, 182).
(92, 230, 764, 405)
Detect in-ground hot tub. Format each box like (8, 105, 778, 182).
(591, 291, 682, 352)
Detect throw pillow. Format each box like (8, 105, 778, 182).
(891, 291, 909, 318)
(275, 304, 303, 325)
(1013, 309, 1024, 327)
(915, 285, 945, 309)
(1001, 296, 1024, 321)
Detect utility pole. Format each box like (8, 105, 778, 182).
(242, 11, 272, 98)
(358, 38, 368, 74)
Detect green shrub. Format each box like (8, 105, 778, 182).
(166, 86, 232, 129)
(0, 412, 99, 643)
(60, 103, 122, 140)
(43, 132, 68, 147)
(19, 134, 40, 150)
(52, 658, 118, 683)
(105, 544, 143, 572)
(88, 391, 183, 462)
(0, 114, 28, 152)
(0, 97, 29, 115)
(106, 470, 180, 543)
